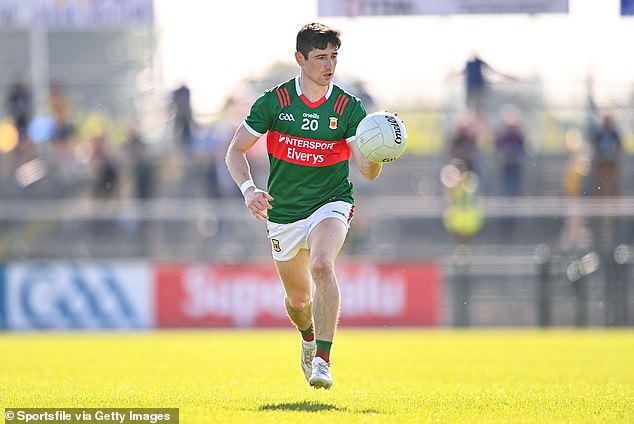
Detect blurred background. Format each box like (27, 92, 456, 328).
(0, 0, 633, 329)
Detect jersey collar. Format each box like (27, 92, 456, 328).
(295, 76, 333, 108)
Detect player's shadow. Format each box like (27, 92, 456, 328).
(259, 401, 379, 414)
(259, 401, 340, 412)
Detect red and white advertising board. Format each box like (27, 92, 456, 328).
(156, 262, 441, 328)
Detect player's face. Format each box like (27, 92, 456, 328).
(300, 43, 338, 87)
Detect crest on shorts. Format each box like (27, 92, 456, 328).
(271, 238, 281, 252)
(328, 117, 338, 130)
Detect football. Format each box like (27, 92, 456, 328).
(355, 111, 408, 163)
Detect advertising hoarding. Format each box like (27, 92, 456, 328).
(156, 262, 442, 328)
(318, 0, 569, 16)
(0, 262, 154, 330)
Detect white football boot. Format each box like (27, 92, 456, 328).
(301, 340, 316, 382)
(309, 356, 333, 389)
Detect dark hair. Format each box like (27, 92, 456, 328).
(296, 22, 341, 59)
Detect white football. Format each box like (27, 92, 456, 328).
(355, 111, 408, 163)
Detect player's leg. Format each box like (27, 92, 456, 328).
(274, 250, 316, 381)
(306, 217, 348, 389)
(275, 250, 313, 332)
(307, 217, 347, 348)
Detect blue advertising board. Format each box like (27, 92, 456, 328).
(1, 262, 154, 330)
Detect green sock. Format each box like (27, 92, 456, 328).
(315, 339, 332, 363)
(299, 323, 314, 342)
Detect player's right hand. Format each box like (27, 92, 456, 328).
(244, 187, 274, 221)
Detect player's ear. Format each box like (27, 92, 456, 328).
(294, 51, 305, 66)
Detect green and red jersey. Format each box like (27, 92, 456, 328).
(243, 77, 366, 224)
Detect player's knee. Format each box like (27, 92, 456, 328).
(287, 293, 310, 312)
(310, 254, 335, 280)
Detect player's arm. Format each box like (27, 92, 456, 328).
(486, 61, 519, 81)
(349, 139, 382, 181)
(225, 125, 274, 220)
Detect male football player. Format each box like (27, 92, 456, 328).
(225, 22, 382, 389)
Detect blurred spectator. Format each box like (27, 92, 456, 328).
(559, 128, 592, 251)
(46, 82, 84, 197)
(5, 74, 32, 144)
(190, 123, 221, 198)
(494, 105, 526, 197)
(89, 132, 120, 238)
(463, 54, 490, 114)
(448, 113, 480, 176)
(562, 129, 591, 198)
(49, 82, 76, 144)
(92, 134, 119, 199)
(441, 159, 484, 245)
(171, 83, 194, 148)
(4, 75, 43, 195)
(126, 127, 155, 199)
(451, 53, 517, 117)
(590, 113, 622, 197)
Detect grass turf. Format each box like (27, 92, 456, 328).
(1, 329, 633, 423)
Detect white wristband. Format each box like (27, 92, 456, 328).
(239, 179, 256, 195)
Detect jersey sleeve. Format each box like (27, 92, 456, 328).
(243, 92, 276, 136)
(344, 97, 367, 143)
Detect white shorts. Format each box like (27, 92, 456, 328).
(266, 201, 354, 261)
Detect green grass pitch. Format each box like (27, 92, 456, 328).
(1, 329, 633, 423)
